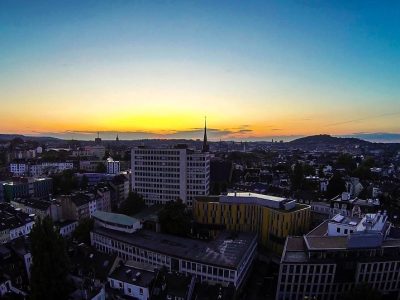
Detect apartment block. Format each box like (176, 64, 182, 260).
(0, 203, 35, 244)
(276, 211, 400, 300)
(131, 145, 210, 207)
(3, 177, 53, 202)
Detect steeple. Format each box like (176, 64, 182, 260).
(95, 131, 102, 144)
(202, 116, 209, 152)
(116, 133, 119, 142)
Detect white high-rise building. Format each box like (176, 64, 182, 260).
(131, 146, 210, 207)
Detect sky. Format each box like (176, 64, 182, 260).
(1, 1, 400, 141)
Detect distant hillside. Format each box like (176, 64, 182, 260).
(0, 134, 61, 142)
(289, 134, 371, 147)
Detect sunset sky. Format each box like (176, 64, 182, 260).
(1, 1, 400, 141)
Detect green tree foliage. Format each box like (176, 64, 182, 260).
(158, 200, 191, 237)
(291, 163, 304, 191)
(337, 154, 357, 172)
(95, 162, 107, 173)
(30, 217, 71, 300)
(51, 170, 79, 195)
(118, 192, 146, 216)
(326, 172, 346, 198)
(352, 157, 375, 180)
(73, 218, 94, 244)
(342, 283, 382, 300)
(80, 175, 89, 189)
(0, 150, 7, 167)
(41, 150, 69, 162)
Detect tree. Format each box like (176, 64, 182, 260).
(51, 170, 79, 195)
(337, 154, 357, 172)
(95, 162, 107, 173)
(326, 172, 346, 198)
(342, 283, 382, 300)
(158, 200, 191, 237)
(118, 192, 146, 216)
(30, 217, 72, 300)
(73, 218, 94, 244)
(291, 163, 304, 191)
(80, 175, 89, 189)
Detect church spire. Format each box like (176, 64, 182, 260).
(202, 116, 209, 152)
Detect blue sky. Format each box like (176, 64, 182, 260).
(0, 1, 399, 141)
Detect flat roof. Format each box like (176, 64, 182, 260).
(92, 211, 139, 227)
(305, 236, 348, 250)
(226, 192, 286, 202)
(285, 237, 306, 252)
(93, 228, 257, 269)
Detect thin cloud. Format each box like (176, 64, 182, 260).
(325, 111, 400, 127)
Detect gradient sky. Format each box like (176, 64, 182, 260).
(1, 1, 400, 141)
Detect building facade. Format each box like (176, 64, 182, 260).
(193, 192, 311, 253)
(10, 162, 74, 176)
(3, 177, 52, 202)
(90, 211, 256, 289)
(10, 198, 62, 221)
(106, 158, 120, 175)
(131, 146, 210, 207)
(276, 211, 400, 300)
(0, 203, 35, 244)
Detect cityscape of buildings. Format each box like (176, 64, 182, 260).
(0, 124, 400, 299)
(1, 2, 400, 300)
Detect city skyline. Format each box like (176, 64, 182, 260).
(1, 1, 400, 141)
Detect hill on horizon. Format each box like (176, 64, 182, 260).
(289, 134, 372, 146)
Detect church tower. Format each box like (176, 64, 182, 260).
(202, 117, 209, 152)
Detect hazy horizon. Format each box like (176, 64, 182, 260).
(2, 131, 400, 144)
(1, 1, 399, 139)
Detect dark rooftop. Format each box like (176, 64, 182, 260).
(109, 264, 155, 288)
(93, 228, 257, 269)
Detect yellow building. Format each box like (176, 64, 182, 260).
(193, 192, 311, 254)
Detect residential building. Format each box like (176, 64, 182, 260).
(10, 162, 74, 176)
(108, 263, 155, 300)
(0, 243, 30, 296)
(276, 211, 400, 300)
(9, 163, 28, 176)
(94, 185, 111, 213)
(311, 192, 381, 220)
(72, 145, 106, 160)
(151, 269, 196, 300)
(131, 145, 210, 207)
(0, 203, 35, 244)
(54, 220, 78, 237)
(109, 174, 130, 209)
(106, 157, 120, 175)
(79, 160, 105, 172)
(76, 173, 114, 186)
(59, 192, 97, 221)
(41, 161, 74, 174)
(10, 197, 62, 221)
(68, 243, 116, 300)
(3, 177, 53, 202)
(193, 192, 311, 253)
(345, 177, 364, 197)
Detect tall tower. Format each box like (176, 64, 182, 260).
(95, 131, 102, 144)
(202, 117, 209, 152)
